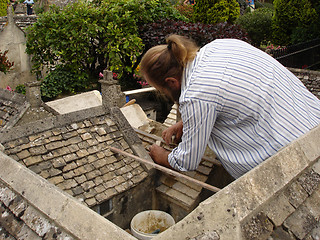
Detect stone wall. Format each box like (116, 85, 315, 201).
(289, 68, 320, 99)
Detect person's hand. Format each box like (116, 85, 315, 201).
(162, 120, 183, 145)
(148, 144, 172, 169)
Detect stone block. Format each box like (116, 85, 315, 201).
(24, 155, 42, 166)
(265, 192, 295, 226)
(297, 169, 320, 195)
(172, 182, 200, 200)
(166, 188, 195, 208)
(284, 181, 308, 209)
(241, 212, 273, 240)
(284, 205, 318, 239)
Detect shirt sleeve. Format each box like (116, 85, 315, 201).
(168, 99, 218, 171)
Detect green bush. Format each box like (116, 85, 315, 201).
(0, 0, 8, 16)
(236, 8, 273, 46)
(272, 0, 318, 45)
(40, 65, 89, 100)
(193, 0, 240, 24)
(26, 0, 186, 95)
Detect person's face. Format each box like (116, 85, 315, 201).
(145, 76, 181, 102)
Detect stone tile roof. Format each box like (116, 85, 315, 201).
(0, 151, 136, 240)
(0, 179, 73, 239)
(0, 89, 29, 132)
(0, 106, 148, 208)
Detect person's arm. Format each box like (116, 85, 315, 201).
(148, 144, 173, 169)
(168, 100, 218, 171)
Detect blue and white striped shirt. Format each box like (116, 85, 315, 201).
(168, 39, 320, 179)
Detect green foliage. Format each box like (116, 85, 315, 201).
(0, 0, 8, 16)
(175, 4, 194, 21)
(15, 84, 26, 94)
(140, 19, 251, 50)
(236, 8, 273, 46)
(193, 0, 240, 24)
(272, 0, 319, 45)
(26, 0, 186, 94)
(0, 50, 14, 74)
(41, 65, 89, 100)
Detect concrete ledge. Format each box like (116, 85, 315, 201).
(153, 124, 320, 240)
(0, 151, 136, 240)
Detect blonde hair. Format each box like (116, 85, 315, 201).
(140, 34, 199, 87)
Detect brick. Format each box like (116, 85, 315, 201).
(61, 179, 78, 190)
(48, 168, 62, 177)
(74, 175, 87, 184)
(16, 149, 31, 159)
(85, 198, 97, 207)
(166, 188, 194, 207)
(52, 157, 66, 168)
(72, 186, 84, 195)
(76, 149, 89, 158)
(63, 171, 75, 180)
(65, 136, 82, 145)
(101, 172, 116, 182)
(76, 158, 88, 167)
(172, 182, 199, 200)
(81, 181, 95, 191)
(284, 205, 318, 239)
(24, 155, 42, 166)
(21, 206, 52, 237)
(115, 184, 127, 193)
(297, 170, 320, 195)
(67, 144, 80, 153)
(83, 188, 97, 199)
(83, 164, 94, 172)
(48, 176, 64, 185)
(63, 153, 78, 163)
(242, 212, 274, 240)
(62, 162, 77, 172)
(73, 166, 86, 176)
(86, 170, 101, 180)
(81, 133, 92, 140)
(93, 159, 107, 169)
(94, 184, 106, 194)
(45, 141, 64, 151)
(284, 181, 309, 208)
(104, 188, 118, 199)
(52, 147, 71, 158)
(87, 145, 101, 154)
(265, 192, 295, 226)
(62, 131, 78, 139)
(97, 127, 107, 136)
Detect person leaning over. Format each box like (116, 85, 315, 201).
(140, 34, 320, 179)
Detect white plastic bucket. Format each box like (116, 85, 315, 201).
(130, 210, 175, 240)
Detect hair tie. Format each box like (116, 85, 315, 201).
(167, 43, 172, 50)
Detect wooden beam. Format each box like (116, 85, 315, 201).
(110, 147, 221, 193)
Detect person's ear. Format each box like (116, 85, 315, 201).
(165, 77, 180, 89)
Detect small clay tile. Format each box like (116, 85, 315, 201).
(45, 141, 65, 151)
(48, 176, 64, 185)
(48, 168, 62, 177)
(62, 131, 78, 140)
(77, 141, 90, 149)
(24, 155, 42, 166)
(67, 144, 80, 153)
(104, 188, 118, 199)
(81, 181, 95, 191)
(65, 136, 82, 145)
(76, 158, 88, 167)
(73, 166, 86, 176)
(62, 162, 77, 172)
(74, 175, 87, 184)
(85, 197, 97, 207)
(52, 147, 71, 158)
(63, 153, 78, 163)
(62, 171, 75, 180)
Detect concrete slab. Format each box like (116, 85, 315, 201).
(46, 90, 102, 114)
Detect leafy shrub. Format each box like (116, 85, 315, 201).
(0, 0, 8, 16)
(0, 50, 14, 74)
(236, 8, 273, 46)
(40, 65, 89, 100)
(193, 0, 240, 24)
(272, 0, 318, 45)
(139, 19, 251, 50)
(174, 4, 194, 21)
(26, 0, 186, 94)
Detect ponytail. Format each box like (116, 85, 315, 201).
(140, 35, 199, 87)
